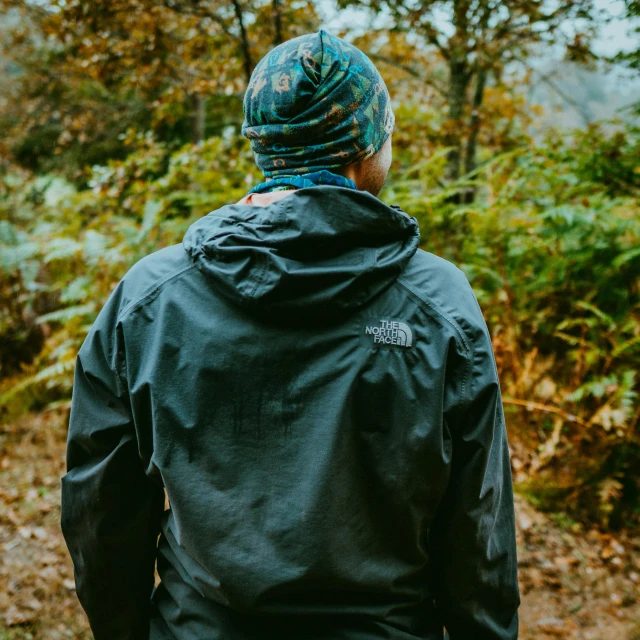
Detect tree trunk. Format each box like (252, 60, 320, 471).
(273, 0, 283, 45)
(462, 66, 487, 203)
(231, 0, 254, 84)
(446, 0, 471, 187)
(191, 93, 206, 143)
(446, 57, 470, 185)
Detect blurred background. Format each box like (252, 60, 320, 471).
(0, 0, 639, 638)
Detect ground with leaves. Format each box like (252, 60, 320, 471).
(1, 411, 639, 640)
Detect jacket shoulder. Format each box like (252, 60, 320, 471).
(116, 244, 194, 321)
(84, 244, 193, 340)
(78, 244, 193, 366)
(397, 248, 487, 347)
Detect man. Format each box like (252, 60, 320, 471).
(61, 30, 520, 640)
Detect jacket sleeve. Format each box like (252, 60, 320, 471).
(430, 296, 520, 639)
(60, 288, 165, 640)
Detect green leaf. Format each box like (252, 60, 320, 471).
(36, 303, 96, 325)
(136, 198, 164, 243)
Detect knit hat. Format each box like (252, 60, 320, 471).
(242, 30, 394, 177)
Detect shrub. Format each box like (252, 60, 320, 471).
(388, 122, 640, 527)
(1, 121, 639, 526)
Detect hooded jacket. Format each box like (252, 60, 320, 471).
(61, 187, 520, 640)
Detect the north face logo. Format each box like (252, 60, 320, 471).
(364, 320, 413, 348)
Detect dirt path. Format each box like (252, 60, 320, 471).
(1, 412, 639, 639)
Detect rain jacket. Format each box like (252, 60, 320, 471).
(61, 186, 520, 640)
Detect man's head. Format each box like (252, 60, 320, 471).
(242, 30, 394, 196)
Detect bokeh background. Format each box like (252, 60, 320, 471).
(0, 0, 639, 638)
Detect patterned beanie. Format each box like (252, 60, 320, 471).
(241, 30, 395, 177)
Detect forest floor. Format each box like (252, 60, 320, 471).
(0, 411, 639, 640)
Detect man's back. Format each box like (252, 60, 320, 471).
(62, 187, 519, 639)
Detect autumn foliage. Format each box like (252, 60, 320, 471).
(1, 0, 639, 528)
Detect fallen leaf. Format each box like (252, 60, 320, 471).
(537, 617, 567, 635)
(32, 526, 47, 540)
(518, 512, 534, 532)
(4, 605, 35, 626)
(25, 598, 43, 611)
(18, 526, 32, 539)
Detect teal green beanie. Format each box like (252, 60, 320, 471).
(242, 30, 394, 177)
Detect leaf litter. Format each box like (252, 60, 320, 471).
(0, 411, 639, 639)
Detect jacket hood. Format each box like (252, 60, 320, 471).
(183, 187, 420, 316)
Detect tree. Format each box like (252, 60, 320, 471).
(339, 0, 601, 193)
(617, 0, 640, 113)
(0, 0, 319, 176)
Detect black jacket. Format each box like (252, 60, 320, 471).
(61, 187, 520, 640)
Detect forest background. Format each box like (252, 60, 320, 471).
(0, 0, 639, 637)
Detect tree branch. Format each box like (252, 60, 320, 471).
(231, 0, 253, 84)
(368, 52, 447, 96)
(273, 0, 283, 46)
(502, 397, 590, 428)
(167, 1, 240, 45)
(5, 0, 51, 19)
(419, 21, 450, 60)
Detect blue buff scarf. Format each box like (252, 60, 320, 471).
(246, 169, 357, 195)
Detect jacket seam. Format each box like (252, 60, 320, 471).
(113, 264, 196, 395)
(112, 323, 129, 399)
(395, 278, 473, 405)
(247, 253, 268, 299)
(117, 264, 196, 323)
